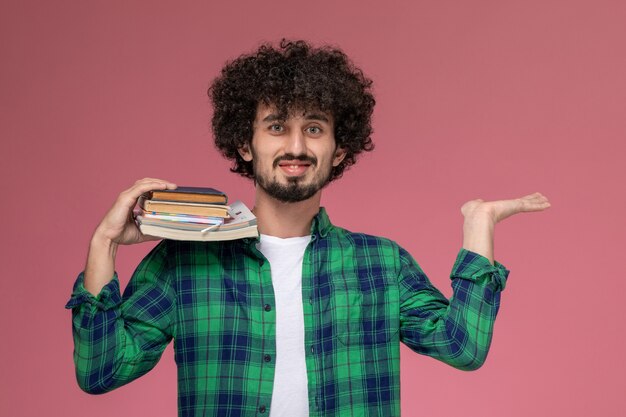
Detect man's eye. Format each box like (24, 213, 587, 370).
(307, 126, 321, 134)
(269, 124, 284, 132)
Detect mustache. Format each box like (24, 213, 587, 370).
(272, 154, 317, 168)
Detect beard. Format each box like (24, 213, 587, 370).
(253, 154, 332, 203)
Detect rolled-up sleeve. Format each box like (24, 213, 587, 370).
(399, 248, 510, 371)
(65, 241, 177, 394)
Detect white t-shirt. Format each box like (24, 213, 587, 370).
(256, 234, 311, 417)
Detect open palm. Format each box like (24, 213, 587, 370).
(461, 192, 551, 224)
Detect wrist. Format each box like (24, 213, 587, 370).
(90, 229, 118, 258)
(463, 211, 496, 231)
(84, 229, 118, 297)
(462, 212, 495, 265)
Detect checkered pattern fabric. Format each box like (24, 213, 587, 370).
(66, 208, 509, 417)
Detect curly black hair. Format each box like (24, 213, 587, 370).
(208, 39, 375, 181)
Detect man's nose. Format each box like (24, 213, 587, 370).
(284, 130, 306, 156)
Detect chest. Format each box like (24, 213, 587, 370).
(172, 243, 400, 351)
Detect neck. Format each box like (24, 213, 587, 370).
(252, 186, 321, 238)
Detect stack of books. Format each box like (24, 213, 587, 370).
(135, 186, 258, 241)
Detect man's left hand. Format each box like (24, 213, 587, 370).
(461, 192, 551, 225)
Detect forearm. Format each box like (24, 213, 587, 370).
(67, 241, 176, 394)
(462, 213, 495, 265)
(419, 283, 500, 370)
(404, 193, 549, 368)
(84, 231, 118, 296)
(81, 178, 177, 296)
(399, 248, 509, 370)
(70, 295, 168, 394)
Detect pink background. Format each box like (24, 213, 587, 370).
(1, 1, 625, 416)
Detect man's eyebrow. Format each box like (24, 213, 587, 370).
(304, 113, 330, 123)
(260, 113, 330, 123)
(261, 113, 284, 123)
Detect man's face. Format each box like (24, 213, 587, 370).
(238, 103, 346, 203)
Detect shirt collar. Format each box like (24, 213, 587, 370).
(243, 206, 333, 249)
(310, 206, 333, 238)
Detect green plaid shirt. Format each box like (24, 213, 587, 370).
(66, 208, 509, 417)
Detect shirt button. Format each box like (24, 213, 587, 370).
(310, 345, 315, 354)
(259, 405, 266, 413)
(264, 304, 272, 312)
(264, 354, 271, 362)
(309, 297, 313, 305)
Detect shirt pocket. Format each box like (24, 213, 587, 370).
(333, 277, 400, 347)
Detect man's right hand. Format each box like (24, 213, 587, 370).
(93, 178, 178, 246)
(83, 178, 177, 296)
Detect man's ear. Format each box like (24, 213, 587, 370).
(238, 143, 253, 162)
(332, 147, 347, 167)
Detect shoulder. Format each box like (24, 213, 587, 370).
(147, 239, 241, 266)
(325, 224, 405, 268)
(156, 238, 236, 253)
(328, 224, 397, 248)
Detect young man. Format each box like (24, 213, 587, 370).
(66, 40, 550, 417)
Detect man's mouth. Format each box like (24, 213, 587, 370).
(274, 155, 317, 177)
(277, 160, 312, 176)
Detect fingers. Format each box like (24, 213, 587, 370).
(131, 178, 177, 194)
(134, 177, 177, 188)
(518, 192, 551, 212)
(98, 178, 177, 243)
(117, 178, 178, 207)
